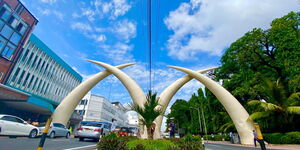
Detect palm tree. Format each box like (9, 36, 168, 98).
(131, 90, 163, 139)
(247, 78, 300, 130)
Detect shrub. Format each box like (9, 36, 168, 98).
(178, 134, 204, 150)
(127, 139, 178, 150)
(97, 133, 131, 150)
(263, 132, 300, 144)
(203, 134, 230, 141)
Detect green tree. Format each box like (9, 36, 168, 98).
(216, 12, 300, 104)
(248, 78, 300, 132)
(131, 90, 163, 139)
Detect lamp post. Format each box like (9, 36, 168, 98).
(190, 107, 202, 135)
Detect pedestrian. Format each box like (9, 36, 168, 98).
(229, 132, 234, 143)
(26, 118, 31, 124)
(253, 130, 258, 147)
(31, 119, 39, 126)
(169, 120, 175, 138)
(110, 118, 116, 133)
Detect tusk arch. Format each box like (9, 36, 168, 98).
(87, 60, 148, 138)
(51, 63, 135, 126)
(153, 67, 217, 139)
(168, 65, 254, 145)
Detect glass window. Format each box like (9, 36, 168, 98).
(44, 83, 49, 95)
(0, 20, 4, 29)
(8, 15, 19, 28)
(26, 52, 34, 65)
(1, 42, 16, 59)
(0, 25, 13, 39)
(19, 23, 27, 35)
(17, 70, 25, 84)
(10, 32, 21, 45)
(32, 78, 39, 90)
(21, 49, 29, 62)
(22, 73, 30, 86)
(0, 5, 11, 21)
(0, 36, 7, 51)
(31, 55, 38, 67)
(27, 75, 34, 88)
(11, 67, 20, 82)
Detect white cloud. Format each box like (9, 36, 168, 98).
(76, 0, 131, 21)
(40, 0, 57, 4)
(37, 8, 64, 20)
(71, 22, 92, 32)
(113, 19, 137, 42)
(164, 0, 299, 61)
(99, 42, 135, 65)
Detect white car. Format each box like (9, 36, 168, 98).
(38, 123, 70, 138)
(0, 114, 39, 138)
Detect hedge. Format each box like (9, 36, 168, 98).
(203, 134, 230, 141)
(263, 132, 300, 144)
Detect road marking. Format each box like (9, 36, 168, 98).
(63, 144, 96, 150)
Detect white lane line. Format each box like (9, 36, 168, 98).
(63, 144, 96, 150)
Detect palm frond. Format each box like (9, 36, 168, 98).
(248, 111, 271, 121)
(286, 106, 300, 115)
(131, 90, 163, 128)
(287, 92, 300, 106)
(219, 122, 234, 132)
(248, 100, 283, 112)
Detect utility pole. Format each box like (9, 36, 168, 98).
(201, 107, 208, 138)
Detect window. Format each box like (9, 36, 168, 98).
(1, 42, 16, 59)
(32, 78, 39, 90)
(22, 73, 30, 87)
(0, 25, 13, 39)
(11, 67, 20, 82)
(0, 36, 7, 51)
(21, 49, 29, 62)
(10, 32, 21, 45)
(31, 55, 38, 67)
(80, 99, 88, 105)
(27, 75, 34, 88)
(44, 83, 49, 95)
(26, 52, 34, 65)
(19, 23, 27, 35)
(0, 5, 12, 21)
(0, 20, 4, 28)
(8, 14, 19, 28)
(17, 70, 25, 84)
(79, 110, 85, 115)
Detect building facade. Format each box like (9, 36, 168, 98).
(76, 93, 128, 127)
(0, 0, 38, 83)
(1, 34, 82, 122)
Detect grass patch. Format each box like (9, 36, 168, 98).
(127, 139, 178, 150)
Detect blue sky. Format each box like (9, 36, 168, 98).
(22, 0, 299, 125)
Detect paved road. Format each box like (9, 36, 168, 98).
(205, 143, 275, 150)
(0, 136, 97, 150)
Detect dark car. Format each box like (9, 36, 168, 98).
(117, 127, 129, 136)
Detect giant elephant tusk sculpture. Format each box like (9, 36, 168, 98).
(87, 60, 148, 139)
(51, 63, 135, 125)
(168, 65, 254, 145)
(153, 67, 217, 139)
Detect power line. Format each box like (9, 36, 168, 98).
(147, 0, 152, 90)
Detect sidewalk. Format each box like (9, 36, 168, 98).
(205, 140, 300, 150)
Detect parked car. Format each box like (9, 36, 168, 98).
(175, 133, 180, 138)
(128, 127, 138, 136)
(117, 127, 129, 136)
(76, 121, 111, 141)
(38, 123, 70, 138)
(164, 133, 170, 138)
(0, 114, 39, 138)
